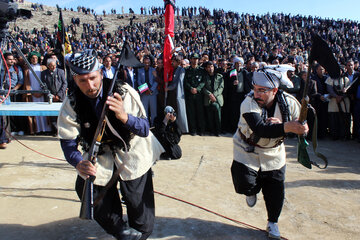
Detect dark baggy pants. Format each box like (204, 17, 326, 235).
(231, 161, 286, 223)
(313, 100, 328, 138)
(75, 169, 155, 240)
(328, 112, 351, 139)
(185, 94, 205, 134)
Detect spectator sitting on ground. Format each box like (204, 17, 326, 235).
(152, 106, 182, 160)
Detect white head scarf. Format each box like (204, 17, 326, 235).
(252, 64, 295, 88)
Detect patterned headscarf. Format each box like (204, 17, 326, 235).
(67, 49, 100, 76)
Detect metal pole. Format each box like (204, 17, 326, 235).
(6, 33, 49, 93)
(0, 37, 7, 82)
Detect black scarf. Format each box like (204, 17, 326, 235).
(68, 78, 133, 154)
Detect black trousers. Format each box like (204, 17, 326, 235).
(185, 94, 205, 134)
(231, 161, 285, 223)
(328, 112, 351, 139)
(75, 169, 155, 240)
(313, 100, 328, 138)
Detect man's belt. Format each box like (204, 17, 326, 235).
(239, 130, 284, 149)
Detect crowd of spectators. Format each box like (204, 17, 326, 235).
(8, 5, 360, 65)
(1, 4, 360, 150)
(30, 3, 43, 11)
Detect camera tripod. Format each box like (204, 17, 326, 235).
(0, 33, 52, 100)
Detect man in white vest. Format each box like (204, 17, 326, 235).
(58, 50, 163, 240)
(231, 67, 309, 239)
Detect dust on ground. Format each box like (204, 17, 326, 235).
(0, 134, 359, 240)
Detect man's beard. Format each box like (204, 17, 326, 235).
(86, 82, 102, 98)
(254, 98, 266, 108)
(87, 88, 99, 95)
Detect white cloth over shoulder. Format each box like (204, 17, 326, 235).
(58, 83, 164, 185)
(233, 92, 300, 171)
(325, 76, 351, 113)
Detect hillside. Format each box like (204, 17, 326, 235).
(6, 1, 359, 65)
(9, 1, 161, 39)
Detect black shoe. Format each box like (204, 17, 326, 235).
(190, 132, 196, 136)
(115, 227, 142, 240)
(43, 131, 54, 136)
(160, 153, 171, 160)
(198, 132, 204, 136)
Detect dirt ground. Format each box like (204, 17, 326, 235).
(0, 134, 359, 240)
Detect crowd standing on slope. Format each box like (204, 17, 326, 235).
(1, 5, 359, 149)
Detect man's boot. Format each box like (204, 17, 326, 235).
(115, 226, 142, 240)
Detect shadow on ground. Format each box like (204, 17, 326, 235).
(0, 160, 70, 170)
(285, 179, 360, 190)
(285, 138, 360, 175)
(0, 186, 78, 203)
(0, 216, 269, 240)
(11, 135, 59, 142)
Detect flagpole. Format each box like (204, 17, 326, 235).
(164, 34, 174, 104)
(57, 8, 71, 92)
(61, 9, 68, 95)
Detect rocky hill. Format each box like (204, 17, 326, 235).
(9, 1, 160, 39)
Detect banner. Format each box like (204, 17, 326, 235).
(163, 0, 175, 84)
(56, 10, 72, 56)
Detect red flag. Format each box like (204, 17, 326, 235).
(164, 0, 175, 37)
(163, 0, 175, 83)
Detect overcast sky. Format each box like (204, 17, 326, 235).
(33, 0, 360, 21)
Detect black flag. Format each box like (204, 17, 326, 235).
(55, 10, 65, 52)
(309, 33, 340, 79)
(117, 42, 144, 68)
